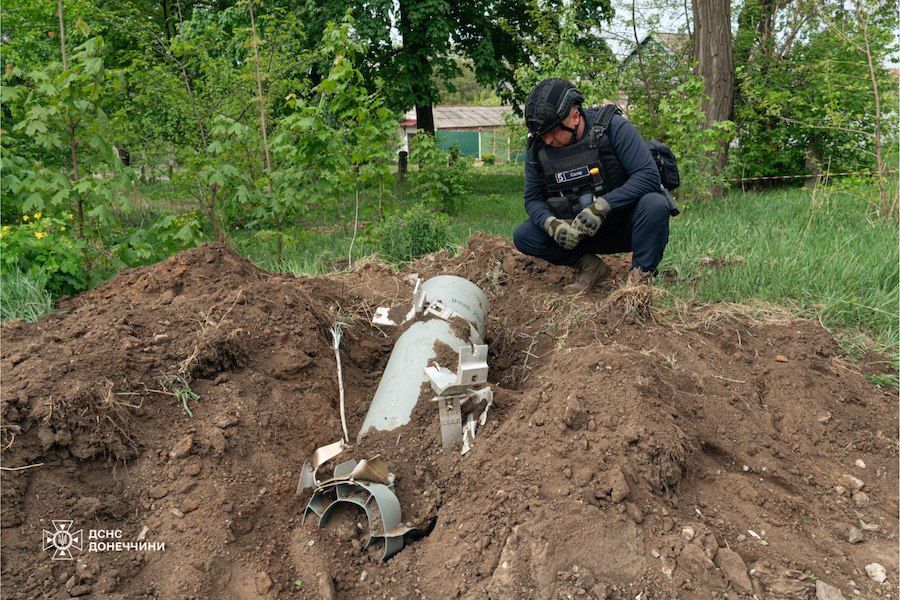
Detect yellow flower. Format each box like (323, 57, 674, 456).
(60, 226, 66, 232)
(33, 212, 42, 219)
(67, 213, 74, 220)
(35, 231, 47, 239)
(22, 215, 29, 221)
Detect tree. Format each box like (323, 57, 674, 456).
(692, 0, 734, 196)
(510, 3, 618, 109)
(731, 0, 895, 212)
(294, 0, 534, 134)
(438, 59, 501, 105)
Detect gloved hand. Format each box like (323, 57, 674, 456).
(544, 217, 582, 250)
(572, 196, 612, 237)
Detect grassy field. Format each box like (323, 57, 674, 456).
(3, 163, 897, 366)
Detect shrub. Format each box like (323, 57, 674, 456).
(0, 216, 89, 297)
(375, 204, 451, 263)
(409, 134, 472, 214)
(481, 152, 496, 165)
(657, 78, 734, 201)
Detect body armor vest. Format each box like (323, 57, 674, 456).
(534, 105, 627, 220)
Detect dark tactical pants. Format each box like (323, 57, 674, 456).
(513, 192, 671, 273)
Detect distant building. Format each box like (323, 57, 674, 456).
(621, 32, 692, 70)
(618, 32, 692, 111)
(400, 105, 521, 162)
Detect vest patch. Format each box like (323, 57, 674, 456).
(554, 166, 590, 184)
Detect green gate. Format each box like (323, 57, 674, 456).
(435, 130, 479, 157)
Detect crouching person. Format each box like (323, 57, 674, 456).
(513, 78, 678, 292)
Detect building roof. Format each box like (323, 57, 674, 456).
(654, 32, 691, 54)
(400, 105, 514, 130)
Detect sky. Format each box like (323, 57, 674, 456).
(601, 0, 691, 60)
(601, 0, 899, 67)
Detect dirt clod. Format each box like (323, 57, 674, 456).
(255, 571, 273, 595)
(714, 547, 753, 594)
(169, 434, 194, 459)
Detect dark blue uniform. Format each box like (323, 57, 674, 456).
(513, 108, 671, 273)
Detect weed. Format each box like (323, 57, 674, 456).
(160, 375, 200, 418)
(867, 373, 899, 388)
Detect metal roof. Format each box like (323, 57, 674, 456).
(400, 105, 515, 130)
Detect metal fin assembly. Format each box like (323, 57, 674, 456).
(302, 459, 418, 561)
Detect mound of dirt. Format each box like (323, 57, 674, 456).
(1, 235, 897, 599)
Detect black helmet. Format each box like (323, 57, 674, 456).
(524, 78, 584, 136)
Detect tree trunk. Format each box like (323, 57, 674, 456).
(160, 0, 172, 41)
(802, 143, 821, 188)
(398, 0, 436, 135)
(397, 150, 408, 180)
(415, 104, 435, 136)
(693, 0, 734, 197)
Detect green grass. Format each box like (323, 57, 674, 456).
(663, 185, 897, 354)
(1, 270, 54, 322)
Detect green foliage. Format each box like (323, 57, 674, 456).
(267, 15, 397, 264)
(511, 5, 619, 108)
(375, 204, 451, 263)
(408, 133, 472, 214)
(481, 152, 496, 165)
(438, 59, 502, 105)
(275, 17, 397, 203)
(1, 35, 135, 295)
(732, 0, 896, 178)
(4, 37, 130, 228)
(657, 78, 735, 201)
(112, 212, 206, 266)
(153, 6, 307, 240)
(161, 374, 200, 418)
(502, 112, 529, 163)
(619, 32, 694, 141)
(0, 269, 55, 323)
(0, 215, 88, 296)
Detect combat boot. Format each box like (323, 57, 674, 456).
(627, 266, 654, 286)
(563, 254, 611, 294)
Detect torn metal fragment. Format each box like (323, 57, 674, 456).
(372, 307, 396, 326)
(297, 439, 345, 493)
(349, 455, 390, 484)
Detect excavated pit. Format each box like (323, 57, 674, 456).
(1, 234, 897, 599)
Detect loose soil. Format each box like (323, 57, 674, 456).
(1, 235, 897, 599)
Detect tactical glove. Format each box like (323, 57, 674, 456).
(544, 217, 582, 250)
(572, 196, 612, 237)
